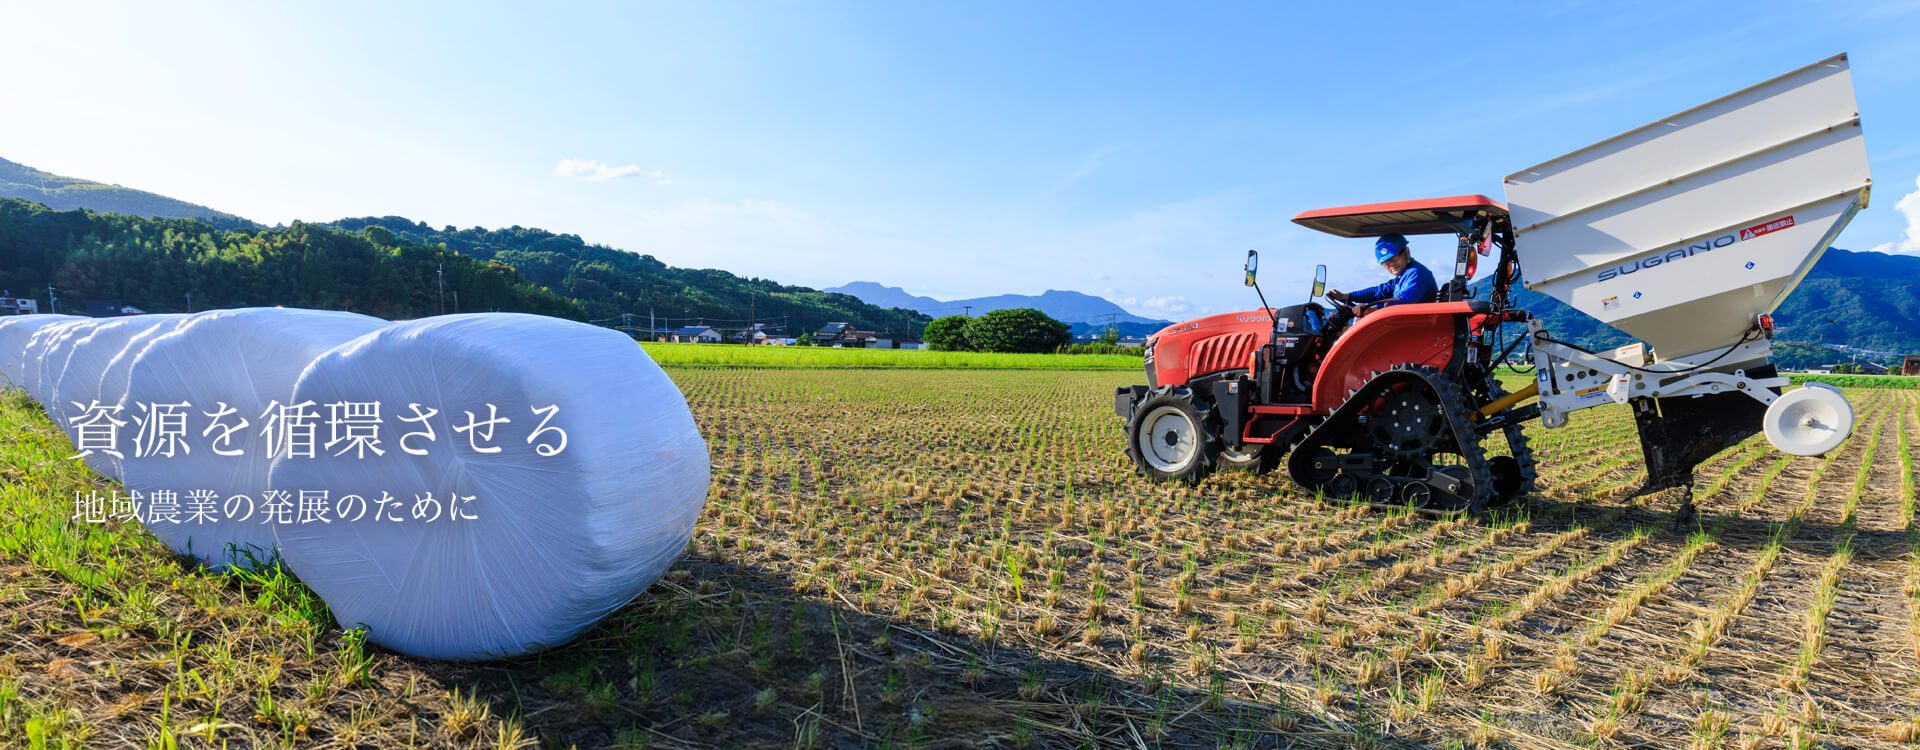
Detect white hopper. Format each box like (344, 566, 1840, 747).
(121, 308, 390, 569)
(0, 315, 85, 391)
(270, 314, 709, 660)
(1503, 54, 1871, 361)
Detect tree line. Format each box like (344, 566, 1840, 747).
(0, 200, 930, 335)
(327, 217, 929, 336)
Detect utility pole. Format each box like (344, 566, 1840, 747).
(186, 292, 193, 313)
(437, 262, 445, 316)
(748, 291, 756, 346)
(47, 284, 57, 315)
(452, 289, 459, 314)
(650, 307, 656, 341)
(963, 305, 972, 317)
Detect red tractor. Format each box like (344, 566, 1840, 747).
(1115, 196, 1537, 514)
(1117, 57, 1873, 518)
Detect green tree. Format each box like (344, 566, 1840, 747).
(962, 308, 1071, 354)
(1099, 326, 1120, 346)
(924, 314, 973, 351)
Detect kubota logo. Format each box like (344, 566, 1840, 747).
(1593, 214, 1793, 283)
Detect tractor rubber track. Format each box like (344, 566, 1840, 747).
(1286, 364, 1498, 515)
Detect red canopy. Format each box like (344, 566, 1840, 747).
(1292, 195, 1508, 238)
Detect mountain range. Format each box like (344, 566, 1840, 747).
(824, 282, 1172, 338)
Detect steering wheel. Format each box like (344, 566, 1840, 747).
(1326, 295, 1357, 318)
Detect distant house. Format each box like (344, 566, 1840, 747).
(809, 322, 931, 348)
(733, 323, 789, 345)
(0, 296, 38, 315)
(1905, 355, 1920, 377)
(1806, 365, 1836, 374)
(813, 322, 851, 343)
(669, 325, 721, 344)
(84, 300, 145, 317)
(1116, 337, 1147, 349)
(1859, 361, 1889, 375)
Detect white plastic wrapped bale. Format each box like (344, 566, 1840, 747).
(28, 319, 106, 409)
(271, 313, 709, 660)
(70, 315, 193, 481)
(23, 319, 86, 406)
(52, 315, 189, 438)
(121, 308, 391, 569)
(0, 315, 85, 391)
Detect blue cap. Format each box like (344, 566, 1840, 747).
(1374, 234, 1409, 263)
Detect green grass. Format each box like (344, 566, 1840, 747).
(639, 341, 1145, 370)
(1788, 373, 1920, 390)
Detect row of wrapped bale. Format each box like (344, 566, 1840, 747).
(0, 309, 709, 660)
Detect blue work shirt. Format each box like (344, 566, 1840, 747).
(1346, 260, 1438, 307)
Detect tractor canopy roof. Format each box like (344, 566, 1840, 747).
(1292, 194, 1508, 239)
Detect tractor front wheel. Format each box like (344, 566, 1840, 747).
(1127, 389, 1215, 484)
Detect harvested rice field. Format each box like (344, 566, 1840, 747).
(5, 368, 1919, 749)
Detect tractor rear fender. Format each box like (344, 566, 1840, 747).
(1313, 302, 1482, 410)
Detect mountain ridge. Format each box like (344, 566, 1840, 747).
(824, 281, 1173, 336)
(0, 157, 254, 230)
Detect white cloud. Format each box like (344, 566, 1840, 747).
(1046, 145, 1123, 196)
(1869, 172, 1920, 255)
(1092, 272, 1112, 281)
(1139, 295, 1193, 315)
(554, 157, 652, 182)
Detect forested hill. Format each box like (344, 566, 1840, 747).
(0, 198, 578, 320)
(0, 196, 928, 336)
(0, 158, 255, 230)
(326, 217, 929, 336)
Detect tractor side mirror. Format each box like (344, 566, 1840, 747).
(1312, 264, 1327, 299)
(1244, 250, 1258, 286)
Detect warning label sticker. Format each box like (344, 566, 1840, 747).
(1602, 296, 1619, 311)
(1739, 215, 1795, 241)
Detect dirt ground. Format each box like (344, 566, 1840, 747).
(4, 372, 1917, 749)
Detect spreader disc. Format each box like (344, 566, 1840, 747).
(1763, 382, 1853, 457)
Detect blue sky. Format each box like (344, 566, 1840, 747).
(3, 1, 1917, 320)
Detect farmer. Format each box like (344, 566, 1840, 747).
(1325, 233, 1437, 316)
